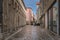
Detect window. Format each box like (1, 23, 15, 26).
(53, 1, 58, 33)
(48, 1, 58, 33)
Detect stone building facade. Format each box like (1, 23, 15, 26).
(36, 2, 40, 25)
(0, 0, 26, 40)
(40, 0, 60, 36)
(26, 8, 34, 25)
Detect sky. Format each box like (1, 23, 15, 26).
(23, 0, 40, 15)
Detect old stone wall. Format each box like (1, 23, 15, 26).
(2, 0, 26, 39)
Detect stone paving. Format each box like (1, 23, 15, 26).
(8, 25, 57, 40)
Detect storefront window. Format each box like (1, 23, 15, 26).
(53, 1, 58, 33)
(48, 1, 58, 34)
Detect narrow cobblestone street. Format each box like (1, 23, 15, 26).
(8, 25, 55, 40)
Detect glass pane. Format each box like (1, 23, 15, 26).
(53, 1, 58, 33)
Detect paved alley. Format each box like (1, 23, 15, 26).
(8, 25, 55, 40)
